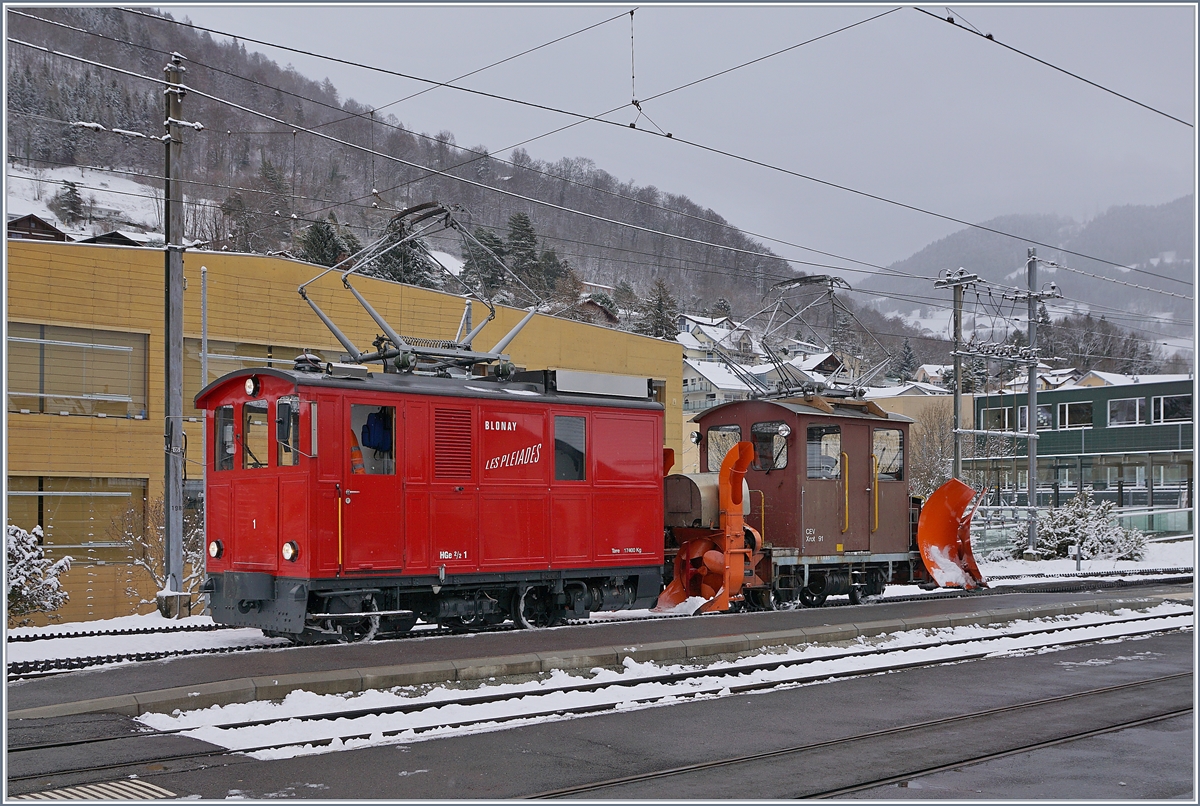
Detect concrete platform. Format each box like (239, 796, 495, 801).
(7, 585, 1191, 721)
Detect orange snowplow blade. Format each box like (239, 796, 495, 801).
(655, 441, 756, 614)
(916, 478, 987, 590)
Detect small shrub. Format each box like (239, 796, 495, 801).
(1008, 489, 1146, 561)
(6, 524, 72, 627)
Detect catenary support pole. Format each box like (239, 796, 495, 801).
(1026, 247, 1038, 556)
(953, 282, 963, 480)
(163, 53, 187, 614)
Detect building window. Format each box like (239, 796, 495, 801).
(807, 425, 841, 479)
(554, 416, 586, 481)
(7, 476, 148, 564)
(1152, 394, 1192, 424)
(184, 339, 328, 416)
(751, 421, 788, 471)
(706, 424, 741, 472)
(873, 428, 904, 481)
(1107, 397, 1145, 427)
(7, 322, 148, 417)
(981, 407, 1010, 431)
(1058, 401, 1093, 429)
(1018, 405, 1053, 431)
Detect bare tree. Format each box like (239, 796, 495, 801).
(908, 402, 955, 499)
(109, 496, 205, 606)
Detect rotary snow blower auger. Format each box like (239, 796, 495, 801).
(656, 441, 763, 614)
(915, 478, 988, 590)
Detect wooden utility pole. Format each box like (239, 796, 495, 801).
(162, 53, 186, 615)
(933, 269, 978, 480)
(1025, 247, 1038, 556)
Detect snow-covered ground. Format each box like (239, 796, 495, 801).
(132, 603, 1192, 761)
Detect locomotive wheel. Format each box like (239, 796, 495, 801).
(339, 598, 380, 643)
(513, 586, 563, 629)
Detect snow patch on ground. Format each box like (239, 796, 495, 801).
(7, 163, 163, 238)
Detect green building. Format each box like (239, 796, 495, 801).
(965, 372, 1192, 535)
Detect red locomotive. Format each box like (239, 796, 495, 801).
(197, 363, 667, 642)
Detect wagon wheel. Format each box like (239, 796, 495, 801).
(797, 587, 827, 608)
(340, 597, 380, 643)
(848, 586, 863, 606)
(513, 586, 563, 629)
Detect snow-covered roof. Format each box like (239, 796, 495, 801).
(692, 323, 755, 351)
(684, 359, 751, 391)
(427, 250, 464, 276)
(1076, 370, 1193, 387)
(680, 313, 736, 330)
(864, 381, 950, 398)
(676, 332, 705, 350)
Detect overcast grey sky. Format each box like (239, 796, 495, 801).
(172, 3, 1195, 275)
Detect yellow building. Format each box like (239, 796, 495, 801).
(6, 240, 682, 623)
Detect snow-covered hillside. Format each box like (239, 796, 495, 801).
(6, 162, 164, 239)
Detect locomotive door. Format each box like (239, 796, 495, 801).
(801, 421, 869, 553)
(341, 400, 403, 571)
(870, 425, 908, 553)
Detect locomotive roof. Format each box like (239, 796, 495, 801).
(195, 366, 664, 411)
(691, 396, 914, 423)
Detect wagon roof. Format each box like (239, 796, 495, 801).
(691, 396, 913, 424)
(195, 366, 664, 411)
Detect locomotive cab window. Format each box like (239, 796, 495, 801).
(276, 395, 301, 467)
(706, 425, 741, 472)
(242, 400, 269, 469)
(751, 421, 788, 471)
(806, 425, 841, 479)
(873, 428, 903, 481)
(555, 415, 586, 481)
(351, 404, 395, 475)
(215, 405, 234, 471)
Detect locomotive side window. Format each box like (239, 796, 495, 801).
(806, 425, 841, 479)
(554, 415, 586, 481)
(873, 428, 904, 481)
(215, 405, 234, 471)
(276, 395, 301, 467)
(751, 421, 788, 471)
(352, 404, 396, 475)
(706, 425, 741, 472)
(242, 400, 270, 469)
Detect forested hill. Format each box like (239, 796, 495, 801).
(866, 197, 1194, 329)
(6, 7, 795, 316)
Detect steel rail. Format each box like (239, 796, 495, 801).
(528, 672, 1193, 799)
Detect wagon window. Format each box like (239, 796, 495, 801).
(242, 400, 270, 469)
(215, 405, 234, 471)
(555, 415, 586, 481)
(277, 395, 301, 467)
(751, 421, 788, 471)
(706, 425, 741, 472)
(806, 425, 841, 479)
(873, 428, 904, 481)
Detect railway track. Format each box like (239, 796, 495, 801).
(7, 573, 1192, 681)
(7, 608, 1192, 786)
(528, 672, 1193, 798)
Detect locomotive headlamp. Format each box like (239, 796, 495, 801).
(244, 376, 261, 397)
(207, 540, 223, 559)
(282, 541, 299, 562)
(777, 423, 792, 438)
(690, 430, 702, 445)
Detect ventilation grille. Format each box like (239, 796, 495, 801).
(434, 408, 473, 479)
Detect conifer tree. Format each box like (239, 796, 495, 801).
(297, 220, 343, 267)
(636, 279, 680, 338)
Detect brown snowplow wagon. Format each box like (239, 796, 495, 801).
(659, 397, 987, 613)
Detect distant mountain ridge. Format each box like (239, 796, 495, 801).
(868, 195, 1193, 333)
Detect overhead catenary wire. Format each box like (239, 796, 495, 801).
(913, 6, 1193, 128)
(13, 11, 931, 287)
(108, 7, 1192, 289)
